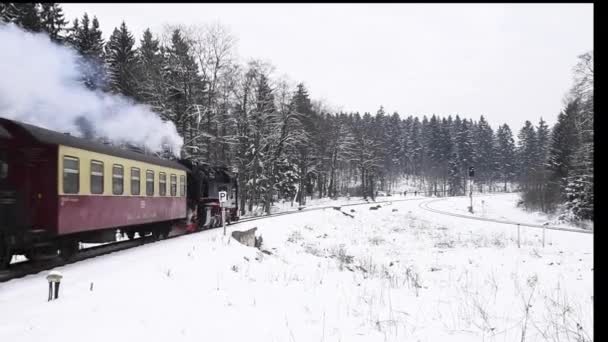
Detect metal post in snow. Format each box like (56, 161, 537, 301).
(469, 179, 474, 213)
(218, 190, 227, 237)
(222, 206, 226, 236)
(46, 271, 63, 301)
(468, 166, 475, 213)
(542, 225, 546, 248)
(517, 224, 521, 248)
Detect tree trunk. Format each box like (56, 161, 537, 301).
(361, 167, 366, 199)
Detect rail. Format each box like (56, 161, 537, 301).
(418, 197, 593, 234)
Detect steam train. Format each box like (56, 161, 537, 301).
(0, 118, 239, 269)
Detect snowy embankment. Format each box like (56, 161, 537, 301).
(0, 195, 593, 342)
(427, 192, 593, 230)
(242, 194, 407, 217)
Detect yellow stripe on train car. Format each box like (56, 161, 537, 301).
(57, 145, 187, 197)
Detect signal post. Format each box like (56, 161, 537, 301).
(468, 166, 475, 213)
(219, 191, 227, 236)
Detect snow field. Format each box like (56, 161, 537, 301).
(428, 192, 593, 230)
(0, 195, 593, 342)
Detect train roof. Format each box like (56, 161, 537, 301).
(0, 117, 188, 171)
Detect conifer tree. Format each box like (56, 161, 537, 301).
(292, 83, 318, 204)
(162, 28, 204, 157)
(474, 116, 495, 191)
(39, 3, 66, 42)
(495, 124, 516, 191)
(105, 21, 138, 98)
(454, 117, 475, 192)
(136, 28, 165, 108)
(11, 3, 41, 32)
(0, 3, 18, 24)
(67, 13, 107, 90)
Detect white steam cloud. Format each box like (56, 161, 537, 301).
(0, 23, 183, 156)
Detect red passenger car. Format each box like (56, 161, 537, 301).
(0, 118, 188, 268)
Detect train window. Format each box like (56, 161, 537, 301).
(63, 156, 79, 194)
(90, 160, 104, 194)
(170, 174, 177, 196)
(180, 175, 186, 197)
(146, 170, 154, 196)
(131, 168, 141, 195)
(159, 172, 166, 196)
(112, 164, 124, 195)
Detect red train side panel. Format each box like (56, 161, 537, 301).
(57, 196, 186, 235)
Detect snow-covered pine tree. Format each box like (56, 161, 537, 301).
(161, 28, 204, 158)
(39, 3, 66, 43)
(425, 115, 444, 195)
(495, 124, 516, 192)
(516, 120, 537, 190)
(546, 102, 579, 213)
(454, 117, 475, 194)
(566, 51, 594, 220)
(9, 3, 41, 32)
(447, 150, 463, 196)
(0, 3, 17, 23)
(410, 117, 423, 179)
(532, 117, 551, 211)
(292, 83, 318, 205)
(67, 13, 107, 90)
(474, 116, 496, 191)
(386, 112, 404, 190)
(105, 21, 139, 98)
(439, 117, 453, 195)
(135, 28, 165, 111)
(250, 72, 275, 212)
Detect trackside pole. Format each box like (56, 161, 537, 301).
(517, 224, 521, 248)
(469, 182, 473, 213)
(218, 190, 228, 237)
(222, 206, 226, 236)
(542, 225, 546, 248)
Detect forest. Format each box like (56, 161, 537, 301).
(0, 3, 594, 222)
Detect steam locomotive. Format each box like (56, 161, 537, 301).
(0, 118, 238, 269)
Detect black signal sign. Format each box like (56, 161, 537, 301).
(468, 166, 475, 178)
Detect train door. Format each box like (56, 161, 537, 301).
(0, 147, 17, 267)
(0, 149, 15, 229)
(20, 146, 54, 234)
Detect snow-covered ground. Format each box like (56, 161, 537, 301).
(427, 192, 593, 230)
(242, 194, 410, 217)
(0, 194, 593, 342)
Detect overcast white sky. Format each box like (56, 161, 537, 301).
(61, 3, 593, 131)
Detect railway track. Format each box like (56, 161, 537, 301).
(418, 197, 593, 234)
(0, 196, 426, 283)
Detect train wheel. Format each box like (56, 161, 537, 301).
(60, 240, 79, 260)
(126, 231, 136, 240)
(25, 245, 57, 261)
(0, 243, 11, 270)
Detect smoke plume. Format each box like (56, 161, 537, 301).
(0, 23, 183, 156)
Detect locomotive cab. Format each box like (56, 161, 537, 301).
(179, 160, 239, 230)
